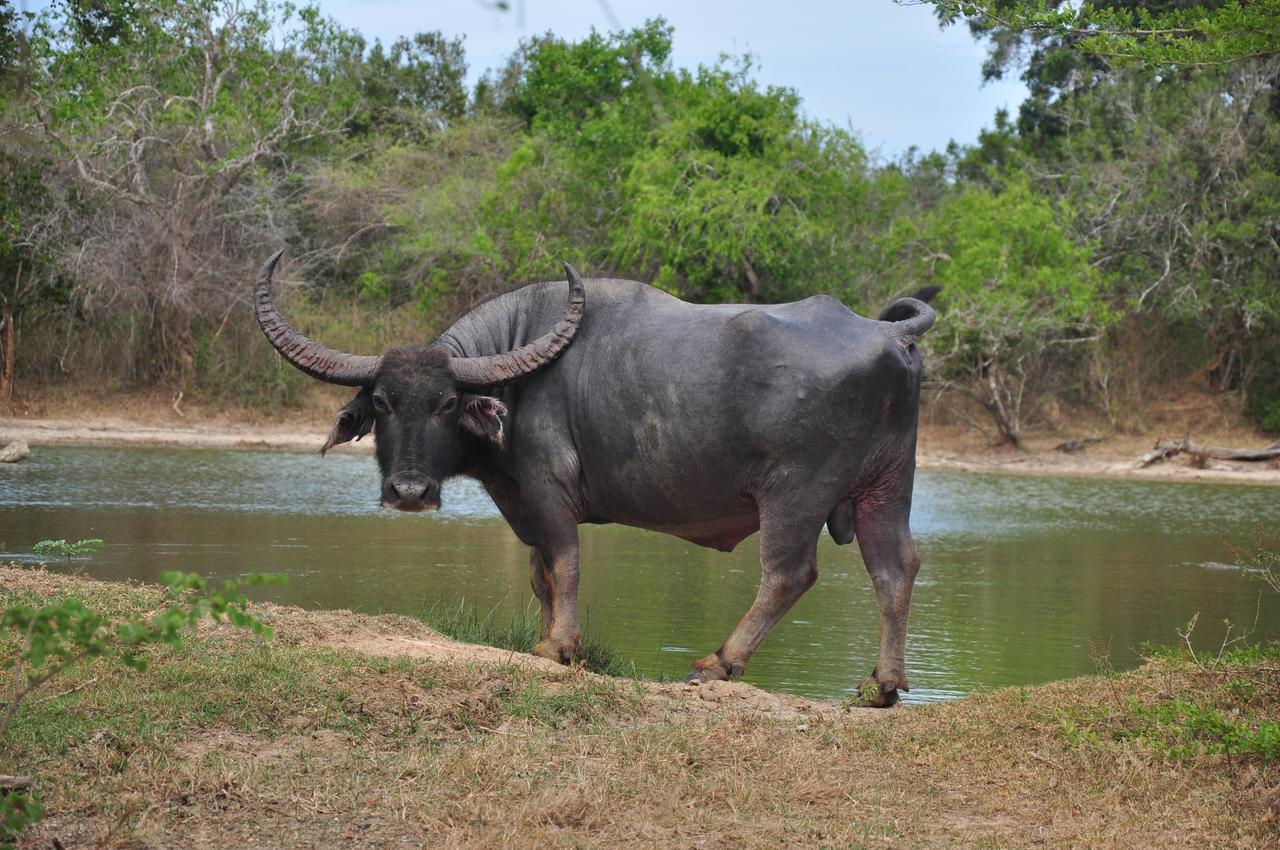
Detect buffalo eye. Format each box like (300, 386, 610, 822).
(436, 394, 458, 416)
(371, 391, 392, 415)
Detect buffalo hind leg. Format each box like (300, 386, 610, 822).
(686, 510, 820, 683)
(856, 499, 920, 707)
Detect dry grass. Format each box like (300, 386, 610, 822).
(2, 568, 1278, 848)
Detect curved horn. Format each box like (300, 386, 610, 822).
(448, 262, 587, 388)
(254, 250, 380, 386)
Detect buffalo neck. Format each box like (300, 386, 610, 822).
(436, 280, 576, 361)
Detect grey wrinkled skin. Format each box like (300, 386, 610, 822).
(286, 275, 936, 708)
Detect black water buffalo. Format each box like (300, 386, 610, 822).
(254, 251, 936, 706)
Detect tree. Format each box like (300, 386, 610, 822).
(930, 0, 1280, 429)
(18, 0, 364, 378)
(615, 61, 873, 304)
(925, 0, 1280, 68)
(882, 176, 1113, 446)
(924, 1, 1280, 146)
(357, 31, 468, 140)
(951, 54, 1280, 426)
(0, 146, 64, 400)
(475, 19, 678, 279)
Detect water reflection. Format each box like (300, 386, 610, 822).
(2, 445, 1276, 702)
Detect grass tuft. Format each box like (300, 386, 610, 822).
(419, 599, 640, 679)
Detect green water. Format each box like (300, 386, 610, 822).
(2, 445, 1276, 702)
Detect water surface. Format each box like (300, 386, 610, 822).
(2, 445, 1276, 702)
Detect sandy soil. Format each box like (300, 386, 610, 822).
(259, 603, 850, 723)
(3, 412, 1278, 486)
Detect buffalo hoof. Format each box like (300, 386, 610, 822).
(683, 668, 725, 685)
(531, 638, 579, 665)
(683, 653, 742, 684)
(857, 670, 908, 708)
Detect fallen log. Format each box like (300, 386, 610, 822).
(1138, 436, 1280, 468)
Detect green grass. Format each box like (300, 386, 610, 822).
(419, 599, 641, 679)
(1059, 643, 1280, 764)
(491, 671, 644, 727)
(0, 576, 641, 782)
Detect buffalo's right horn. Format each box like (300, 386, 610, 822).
(254, 250, 380, 386)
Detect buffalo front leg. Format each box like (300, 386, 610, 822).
(527, 527, 582, 665)
(856, 499, 920, 707)
(686, 512, 820, 683)
(528, 549, 554, 641)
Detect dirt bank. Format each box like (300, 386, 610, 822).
(3, 413, 1278, 485)
(2, 567, 1276, 849)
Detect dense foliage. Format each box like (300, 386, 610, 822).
(0, 0, 1276, 440)
(929, 0, 1280, 68)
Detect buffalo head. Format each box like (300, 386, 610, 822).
(253, 251, 585, 512)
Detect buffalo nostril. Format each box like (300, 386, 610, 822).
(385, 475, 441, 509)
(393, 480, 426, 502)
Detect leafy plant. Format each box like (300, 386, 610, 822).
(31, 538, 103, 572)
(0, 570, 284, 846)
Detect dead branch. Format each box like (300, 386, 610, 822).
(1138, 435, 1280, 467)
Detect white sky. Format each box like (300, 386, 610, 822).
(19, 0, 1028, 157)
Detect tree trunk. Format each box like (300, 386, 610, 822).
(142, 293, 195, 381)
(984, 362, 1023, 448)
(1, 303, 14, 400)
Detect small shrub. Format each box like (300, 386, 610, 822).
(31, 539, 103, 572)
(1120, 697, 1280, 763)
(1244, 347, 1280, 433)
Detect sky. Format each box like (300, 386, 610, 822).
(318, 0, 1027, 157)
(18, 0, 1029, 157)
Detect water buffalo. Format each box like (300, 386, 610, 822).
(254, 251, 936, 706)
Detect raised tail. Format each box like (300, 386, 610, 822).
(877, 286, 940, 345)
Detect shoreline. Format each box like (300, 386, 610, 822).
(3, 414, 1279, 486)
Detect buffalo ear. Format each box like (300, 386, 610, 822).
(461, 394, 508, 448)
(321, 388, 374, 455)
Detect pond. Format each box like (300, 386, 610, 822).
(2, 445, 1277, 703)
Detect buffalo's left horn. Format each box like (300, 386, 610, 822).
(254, 250, 381, 386)
(447, 262, 587, 388)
